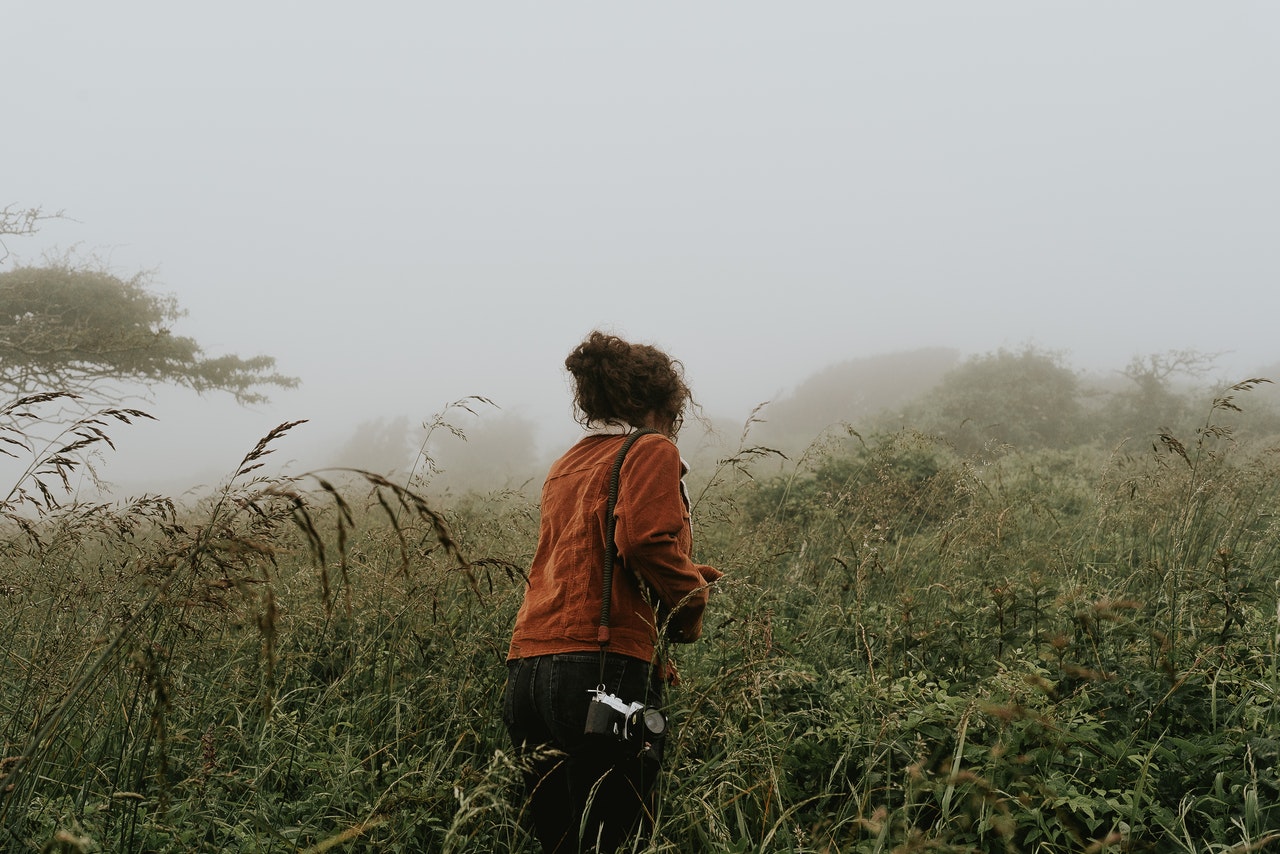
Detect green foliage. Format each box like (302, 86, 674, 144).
(4, 382, 1280, 851)
(0, 264, 297, 405)
(906, 346, 1085, 454)
(745, 429, 954, 532)
(0, 402, 489, 852)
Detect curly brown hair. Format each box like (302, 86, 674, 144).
(565, 331, 691, 435)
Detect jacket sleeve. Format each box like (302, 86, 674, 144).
(613, 434, 722, 643)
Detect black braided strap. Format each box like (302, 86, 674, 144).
(597, 428, 659, 649)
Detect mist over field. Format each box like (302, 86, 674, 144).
(4, 3, 1279, 498)
(10, 8, 1280, 849)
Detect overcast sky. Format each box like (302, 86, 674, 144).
(5, 3, 1279, 492)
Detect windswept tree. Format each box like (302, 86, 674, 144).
(0, 263, 297, 405)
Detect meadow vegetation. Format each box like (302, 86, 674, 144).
(3, 352, 1280, 852)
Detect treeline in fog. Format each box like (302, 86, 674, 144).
(331, 345, 1280, 498)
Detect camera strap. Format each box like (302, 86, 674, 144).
(597, 427, 658, 685)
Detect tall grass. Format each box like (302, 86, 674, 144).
(2, 384, 1279, 851)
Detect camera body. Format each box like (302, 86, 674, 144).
(584, 688, 666, 761)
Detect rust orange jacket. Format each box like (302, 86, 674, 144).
(507, 431, 721, 665)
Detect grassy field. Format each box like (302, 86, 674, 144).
(3, 388, 1280, 852)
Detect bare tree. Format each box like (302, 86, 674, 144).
(0, 205, 62, 264)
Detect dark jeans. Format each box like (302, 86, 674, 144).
(503, 652, 665, 853)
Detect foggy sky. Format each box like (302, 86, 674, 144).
(5, 3, 1279, 493)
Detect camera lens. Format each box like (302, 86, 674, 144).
(642, 708, 666, 737)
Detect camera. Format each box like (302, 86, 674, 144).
(584, 688, 666, 761)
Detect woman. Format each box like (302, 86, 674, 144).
(503, 331, 721, 853)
